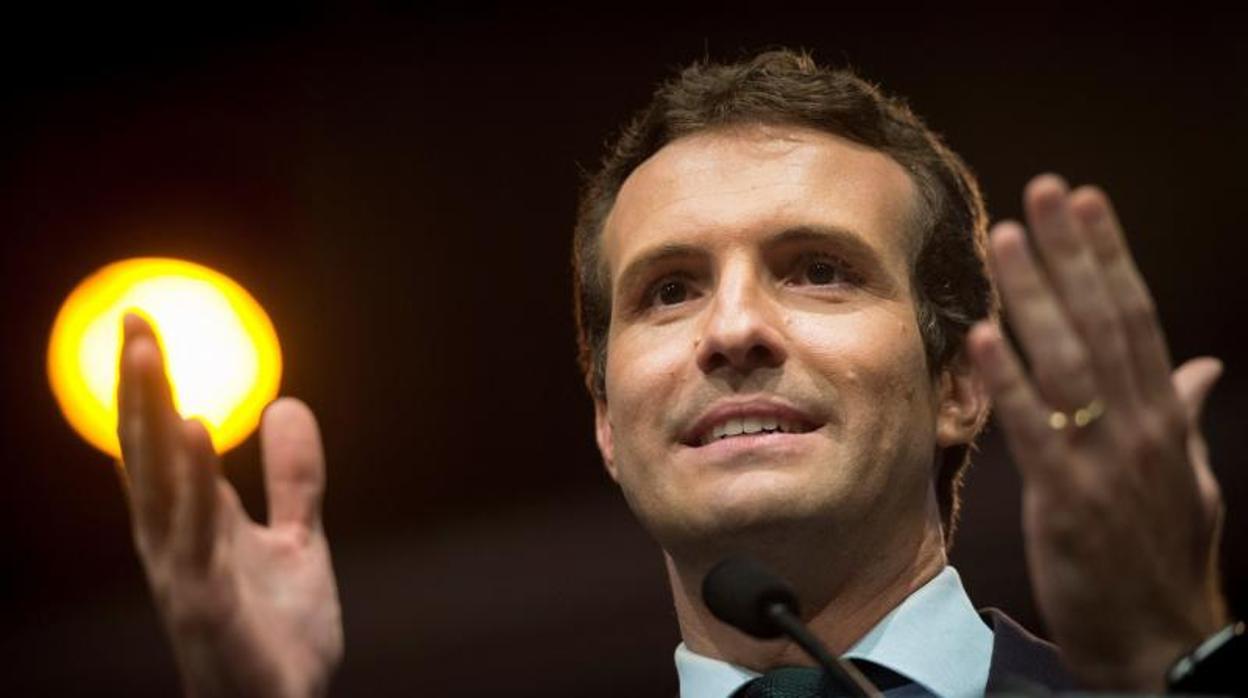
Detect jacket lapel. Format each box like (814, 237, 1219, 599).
(981, 608, 1075, 693)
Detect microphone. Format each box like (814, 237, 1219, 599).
(702, 555, 881, 698)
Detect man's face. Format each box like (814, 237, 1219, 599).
(594, 125, 969, 555)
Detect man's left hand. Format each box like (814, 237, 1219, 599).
(966, 174, 1227, 690)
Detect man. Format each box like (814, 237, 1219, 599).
(116, 50, 1230, 695)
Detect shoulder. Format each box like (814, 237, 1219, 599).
(980, 607, 1077, 693)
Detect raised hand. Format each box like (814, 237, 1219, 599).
(118, 314, 343, 697)
(966, 175, 1226, 690)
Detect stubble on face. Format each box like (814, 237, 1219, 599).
(595, 124, 945, 563)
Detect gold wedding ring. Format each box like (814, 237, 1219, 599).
(1048, 398, 1106, 430)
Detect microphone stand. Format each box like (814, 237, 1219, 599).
(763, 601, 880, 698)
(702, 555, 882, 698)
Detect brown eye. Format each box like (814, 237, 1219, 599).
(804, 259, 841, 285)
(656, 280, 689, 305)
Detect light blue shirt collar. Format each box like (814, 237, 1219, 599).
(675, 566, 993, 697)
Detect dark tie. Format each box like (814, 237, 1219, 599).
(730, 661, 922, 698)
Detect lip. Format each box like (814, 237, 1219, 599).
(684, 429, 819, 464)
(679, 397, 822, 448)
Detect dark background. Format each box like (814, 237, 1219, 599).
(2, 4, 1245, 695)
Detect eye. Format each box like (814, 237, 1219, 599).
(633, 272, 702, 316)
(792, 254, 856, 286)
(654, 279, 690, 306)
(804, 259, 840, 284)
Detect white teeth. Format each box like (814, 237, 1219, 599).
(700, 415, 805, 445)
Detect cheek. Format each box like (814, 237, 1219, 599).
(604, 325, 691, 442)
(867, 319, 930, 398)
(789, 309, 933, 427)
(791, 307, 924, 368)
(602, 329, 692, 524)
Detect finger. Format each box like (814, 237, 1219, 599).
(1171, 357, 1223, 425)
(1069, 187, 1177, 402)
(1172, 357, 1224, 524)
(260, 397, 327, 531)
(117, 312, 180, 547)
(171, 418, 222, 572)
(988, 221, 1098, 411)
(1023, 175, 1137, 407)
(1190, 430, 1221, 534)
(966, 321, 1062, 479)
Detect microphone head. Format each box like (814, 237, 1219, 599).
(701, 555, 800, 639)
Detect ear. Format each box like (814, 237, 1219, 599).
(594, 397, 620, 482)
(935, 347, 990, 448)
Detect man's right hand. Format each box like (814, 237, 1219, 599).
(118, 313, 343, 697)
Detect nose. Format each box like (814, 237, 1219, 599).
(695, 262, 788, 375)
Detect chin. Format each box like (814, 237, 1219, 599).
(645, 474, 835, 554)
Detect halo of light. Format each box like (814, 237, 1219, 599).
(47, 257, 282, 458)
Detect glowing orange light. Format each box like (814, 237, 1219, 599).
(47, 258, 282, 458)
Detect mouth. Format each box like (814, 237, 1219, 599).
(681, 400, 822, 448)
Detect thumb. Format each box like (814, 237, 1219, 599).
(1172, 356, 1223, 425)
(1172, 357, 1224, 527)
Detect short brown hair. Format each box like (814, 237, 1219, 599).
(572, 49, 996, 545)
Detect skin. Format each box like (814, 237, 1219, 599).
(114, 128, 1227, 693)
(593, 125, 1226, 687)
(593, 124, 987, 667)
(967, 176, 1226, 689)
(117, 315, 342, 697)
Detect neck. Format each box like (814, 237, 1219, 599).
(667, 513, 947, 672)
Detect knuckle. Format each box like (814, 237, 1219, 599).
(1033, 342, 1091, 393)
(1100, 331, 1129, 366)
(1124, 292, 1157, 331)
(1127, 414, 1172, 461)
(1075, 314, 1128, 364)
(1160, 403, 1190, 439)
(1083, 310, 1124, 346)
(1055, 342, 1092, 378)
(1032, 365, 1063, 396)
(1141, 408, 1182, 447)
(1140, 420, 1167, 451)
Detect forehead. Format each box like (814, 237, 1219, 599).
(601, 124, 922, 278)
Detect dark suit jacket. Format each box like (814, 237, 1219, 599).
(982, 608, 1076, 693)
(676, 608, 1076, 696)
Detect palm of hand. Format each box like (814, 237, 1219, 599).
(120, 315, 342, 697)
(150, 494, 342, 698)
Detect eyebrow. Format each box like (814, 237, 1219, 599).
(766, 225, 887, 268)
(615, 242, 707, 300)
(614, 223, 890, 299)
